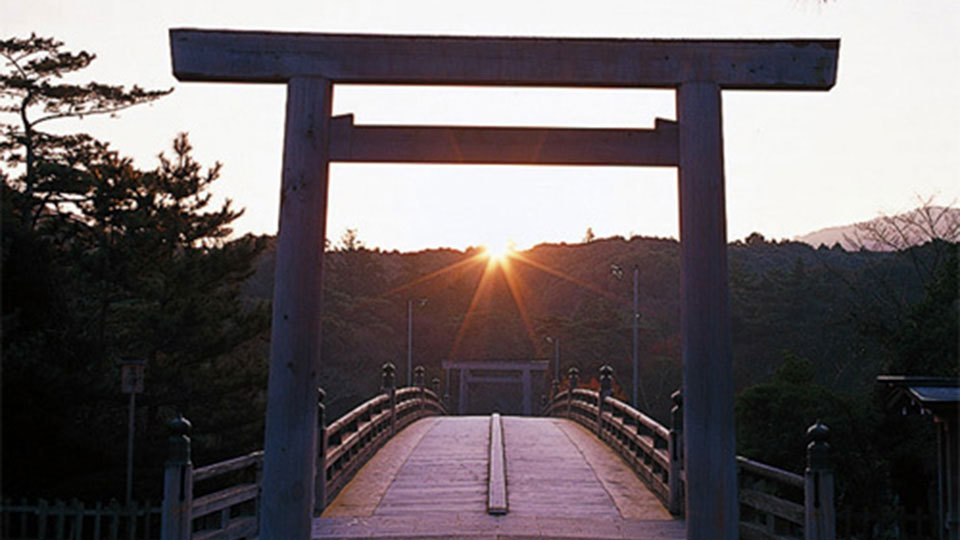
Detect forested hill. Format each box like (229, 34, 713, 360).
(246, 233, 957, 423)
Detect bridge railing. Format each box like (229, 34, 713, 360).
(738, 455, 805, 539)
(544, 381, 680, 514)
(545, 365, 835, 540)
(160, 362, 445, 540)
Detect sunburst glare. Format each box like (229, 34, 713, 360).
(483, 240, 516, 262)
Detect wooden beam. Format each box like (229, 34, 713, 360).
(328, 115, 678, 166)
(466, 377, 524, 385)
(442, 360, 550, 372)
(170, 29, 838, 90)
(487, 413, 508, 515)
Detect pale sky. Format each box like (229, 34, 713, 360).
(4, 0, 959, 252)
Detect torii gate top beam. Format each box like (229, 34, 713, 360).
(170, 29, 838, 90)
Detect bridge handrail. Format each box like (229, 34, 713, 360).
(737, 457, 806, 540)
(738, 456, 804, 488)
(545, 387, 675, 512)
(545, 367, 835, 540)
(324, 385, 445, 508)
(606, 394, 671, 441)
(161, 364, 446, 540)
(323, 391, 395, 501)
(325, 394, 389, 443)
(193, 450, 263, 482)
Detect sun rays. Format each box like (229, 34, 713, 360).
(385, 241, 623, 360)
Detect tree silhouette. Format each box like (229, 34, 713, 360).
(1, 34, 171, 230)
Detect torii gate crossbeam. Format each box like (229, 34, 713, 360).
(168, 29, 839, 540)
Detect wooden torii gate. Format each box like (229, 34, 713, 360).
(169, 30, 839, 540)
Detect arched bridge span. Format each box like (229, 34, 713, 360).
(161, 364, 832, 540)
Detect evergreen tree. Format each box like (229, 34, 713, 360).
(1, 34, 170, 230)
(2, 35, 268, 499)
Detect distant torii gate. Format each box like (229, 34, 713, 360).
(169, 30, 839, 540)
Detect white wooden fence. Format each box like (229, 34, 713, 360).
(1, 498, 161, 540)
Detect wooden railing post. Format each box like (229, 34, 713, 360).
(668, 389, 684, 515)
(382, 362, 397, 434)
(161, 415, 193, 540)
(314, 388, 327, 516)
(414, 365, 425, 413)
(431, 377, 441, 398)
(551, 378, 560, 399)
(254, 449, 264, 534)
(567, 367, 579, 419)
(805, 421, 835, 540)
(598, 364, 614, 436)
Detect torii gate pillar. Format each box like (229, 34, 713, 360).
(260, 76, 332, 539)
(678, 81, 738, 538)
(170, 30, 838, 540)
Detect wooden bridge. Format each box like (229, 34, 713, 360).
(316, 415, 680, 538)
(160, 364, 835, 540)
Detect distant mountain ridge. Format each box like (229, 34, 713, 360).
(793, 206, 960, 251)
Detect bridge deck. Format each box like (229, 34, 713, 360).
(316, 416, 684, 539)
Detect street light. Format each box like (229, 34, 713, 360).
(407, 298, 427, 386)
(545, 336, 560, 382)
(610, 263, 647, 411)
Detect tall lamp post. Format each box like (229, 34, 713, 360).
(407, 298, 427, 386)
(545, 336, 560, 382)
(611, 263, 645, 411)
(119, 357, 146, 504)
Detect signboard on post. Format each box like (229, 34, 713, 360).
(119, 357, 146, 504)
(120, 358, 146, 394)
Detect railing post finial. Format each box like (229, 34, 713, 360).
(315, 388, 327, 515)
(568, 366, 580, 390)
(598, 365, 614, 436)
(567, 367, 580, 419)
(671, 389, 684, 433)
(668, 388, 684, 515)
(317, 388, 327, 428)
(414, 365, 425, 388)
(161, 415, 193, 540)
(599, 364, 614, 404)
(168, 414, 192, 464)
(414, 365, 426, 413)
(381, 362, 396, 392)
(382, 362, 398, 434)
(804, 420, 835, 540)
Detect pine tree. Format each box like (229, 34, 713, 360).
(2, 35, 268, 499)
(1, 34, 171, 230)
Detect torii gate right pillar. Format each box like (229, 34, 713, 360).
(678, 81, 738, 539)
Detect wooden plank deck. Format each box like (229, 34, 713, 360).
(314, 416, 684, 539)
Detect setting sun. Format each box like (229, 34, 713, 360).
(483, 240, 515, 262)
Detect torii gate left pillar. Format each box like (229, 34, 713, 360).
(170, 30, 838, 540)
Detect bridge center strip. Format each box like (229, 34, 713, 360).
(487, 413, 508, 515)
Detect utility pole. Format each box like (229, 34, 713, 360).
(611, 263, 646, 411)
(407, 298, 427, 386)
(632, 264, 640, 411)
(546, 336, 560, 381)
